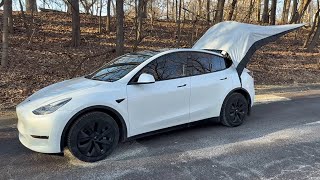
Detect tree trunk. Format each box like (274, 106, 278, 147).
(166, 0, 169, 20)
(262, 0, 269, 23)
(197, 0, 202, 17)
(290, 0, 312, 23)
(245, 0, 254, 22)
(304, 8, 320, 47)
(116, 0, 124, 56)
(270, 0, 277, 24)
(176, 0, 182, 47)
(227, 0, 237, 21)
(257, 0, 261, 22)
(175, 0, 178, 22)
(66, 0, 72, 14)
(281, 0, 291, 23)
(8, 0, 13, 33)
(306, 14, 320, 51)
(98, 0, 103, 33)
(18, 0, 30, 37)
(134, 0, 144, 50)
(141, 0, 148, 18)
(111, 0, 116, 16)
(1, 0, 9, 68)
(106, 0, 111, 32)
(215, 0, 226, 23)
(26, 0, 37, 13)
(206, 0, 210, 23)
(150, 0, 153, 14)
(306, 0, 320, 51)
(172, 0, 175, 21)
(71, 0, 80, 47)
(290, 0, 298, 23)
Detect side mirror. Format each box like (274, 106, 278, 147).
(137, 73, 155, 84)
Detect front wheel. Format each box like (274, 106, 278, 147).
(67, 112, 119, 162)
(220, 93, 248, 127)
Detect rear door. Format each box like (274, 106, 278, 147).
(188, 51, 235, 122)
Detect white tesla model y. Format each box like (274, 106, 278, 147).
(16, 22, 303, 162)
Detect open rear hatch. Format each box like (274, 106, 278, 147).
(192, 21, 304, 76)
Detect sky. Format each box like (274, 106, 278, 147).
(8, 0, 319, 20)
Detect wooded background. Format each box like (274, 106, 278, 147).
(0, 0, 319, 64)
(0, 0, 319, 109)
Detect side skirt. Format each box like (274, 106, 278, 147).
(125, 117, 220, 141)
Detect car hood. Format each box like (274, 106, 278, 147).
(192, 21, 304, 75)
(22, 77, 106, 107)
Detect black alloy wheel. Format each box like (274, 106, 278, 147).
(220, 93, 248, 127)
(67, 112, 119, 162)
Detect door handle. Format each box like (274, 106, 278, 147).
(177, 84, 187, 88)
(220, 77, 228, 80)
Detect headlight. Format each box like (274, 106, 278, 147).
(32, 98, 72, 115)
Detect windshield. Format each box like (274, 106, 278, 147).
(86, 52, 153, 82)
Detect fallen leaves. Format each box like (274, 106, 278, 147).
(0, 12, 319, 110)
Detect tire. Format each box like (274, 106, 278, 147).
(220, 93, 249, 127)
(67, 111, 119, 162)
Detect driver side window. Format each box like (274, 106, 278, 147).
(140, 52, 189, 81)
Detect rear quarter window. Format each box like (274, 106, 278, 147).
(188, 52, 229, 76)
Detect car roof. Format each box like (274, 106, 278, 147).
(135, 48, 224, 57)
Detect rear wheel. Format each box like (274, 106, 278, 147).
(67, 112, 119, 162)
(220, 93, 248, 127)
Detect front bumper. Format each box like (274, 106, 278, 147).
(16, 104, 70, 153)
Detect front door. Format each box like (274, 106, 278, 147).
(127, 52, 191, 136)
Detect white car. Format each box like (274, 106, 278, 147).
(16, 22, 303, 162)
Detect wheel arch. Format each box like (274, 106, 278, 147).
(223, 88, 252, 115)
(60, 105, 128, 152)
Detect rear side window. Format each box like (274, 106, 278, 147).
(188, 52, 227, 75)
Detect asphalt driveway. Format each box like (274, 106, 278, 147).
(1, 92, 320, 180)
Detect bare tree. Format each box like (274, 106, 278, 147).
(116, 0, 124, 56)
(305, 0, 320, 51)
(80, 0, 97, 14)
(71, 0, 81, 47)
(98, 0, 103, 33)
(176, 0, 178, 22)
(134, 0, 146, 50)
(167, 0, 169, 20)
(142, 0, 148, 18)
(257, 0, 261, 22)
(290, 0, 298, 23)
(215, 0, 226, 23)
(244, 0, 255, 22)
(176, 0, 182, 46)
(228, 0, 237, 21)
(26, 0, 37, 13)
(206, 0, 210, 23)
(262, 0, 269, 23)
(106, 0, 111, 32)
(64, 0, 72, 13)
(1, 0, 9, 68)
(281, 0, 291, 23)
(290, 0, 312, 23)
(8, 0, 13, 33)
(197, 0, 202, 17)
(270, 0, 277, 24)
